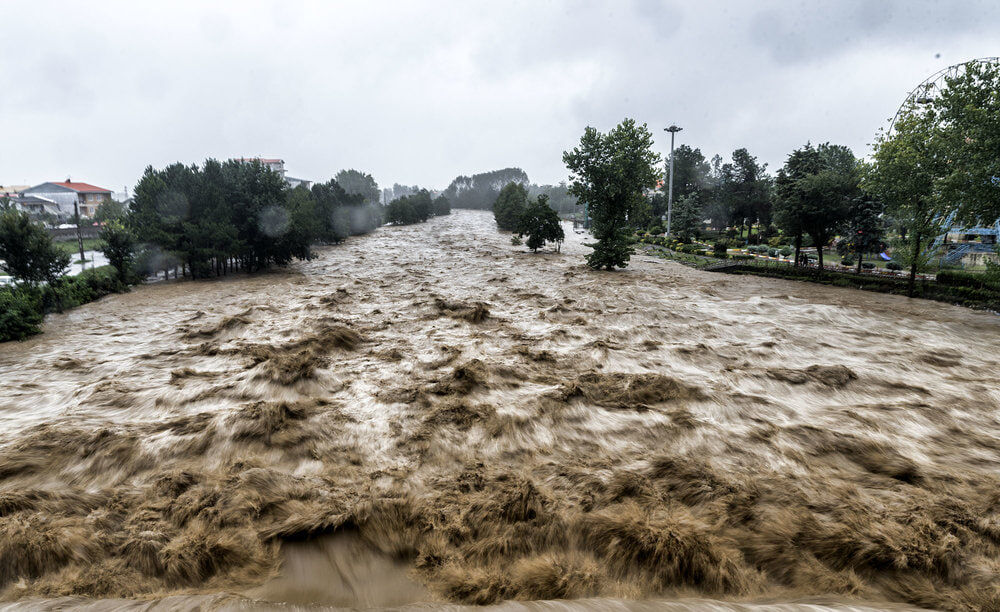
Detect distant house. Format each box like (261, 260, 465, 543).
(20, 180, 112, 218)
(235, 157, 312, 190)
(1, 184, 31, 198)
(12, 194, 62, 216)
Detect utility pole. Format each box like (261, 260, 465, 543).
(73, 198, 86, 270)
(663, 125, 682, 237)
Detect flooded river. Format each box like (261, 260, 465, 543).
(1, 210, 998, 610)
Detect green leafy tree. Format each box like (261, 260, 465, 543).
(670, 193, 704, 242)
(843, 193, 885, 274)
(386, 197, 418, 225)
(433, 195, 451, 216)
(98, 220, 136, 283)
(563, 118, 661, 270)
(932, 61, 1000, 223)
(493, 182, 528, 231)
(0, 208, 70, 284)
(445, 168, 529, 210)
(774, 143, 858, 271)
(410, 190, 434, 222)
(865, 108, 947, 294)
(668, 145, 712, 202)
(335, 169, 380, 206)
(715, 149, 772, 244)
(94, 199, 127, 224)
(517, 195, 565, 252)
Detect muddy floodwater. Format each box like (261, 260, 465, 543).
(1, 210, 998, 611)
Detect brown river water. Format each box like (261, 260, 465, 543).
(1, 210, 998, 611)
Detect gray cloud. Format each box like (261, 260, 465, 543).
(0, 0, 997, 193)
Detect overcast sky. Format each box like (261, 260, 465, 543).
(1, 0, 998, 194)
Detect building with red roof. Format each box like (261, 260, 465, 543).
(20, 180, 113, 218)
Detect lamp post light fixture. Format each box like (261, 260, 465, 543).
(663, 125, 682, 237)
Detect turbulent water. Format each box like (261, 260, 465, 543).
(1, 210, 999, 611)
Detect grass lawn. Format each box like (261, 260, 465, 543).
(54, 238, 101, 255)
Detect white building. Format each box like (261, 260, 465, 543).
(236, 158, 312, 190)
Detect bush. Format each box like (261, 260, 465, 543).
(841, 256, 855, 267)
(712, 240, 729, 255)
(731, 254, 754, 261)
(0, 286, 44, 341)
(647, 224, 664, 235)
(936, 269, 1000, 291)
(767, 237, 782, 248)
(861, 262, 876, 270)
(886, 262, 902, 271)
(779, 247, 793, 257)
(767, 248, 779, 257)
(43, 267, 125, 313)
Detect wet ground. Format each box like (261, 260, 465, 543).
(1, 210, 998, 610)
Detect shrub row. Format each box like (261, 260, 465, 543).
(0, 267, 128, 342)
(936, 269, 1000, 291)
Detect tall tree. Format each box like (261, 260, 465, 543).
(670, 193, 704, 242)
(843, 192, 886, 274)
(445, 168, 530, 210)
(866, 108, 947, 295)
(493, 182, 529, 231)
(774, 143, 858, 272)
(932, 60, 1000, 223)
(668, 145, 711, 202)
(335, 169, 380, 206)
(718, 149, 772, 244)
(563, 119, 661, 270)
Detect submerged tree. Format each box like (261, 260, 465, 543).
(335, 169, 380, 207)
(517, 195, 564, 252)
(493, 182, 528, 231)
(563, 119, 661, 270)
(433, 195, 451, 216)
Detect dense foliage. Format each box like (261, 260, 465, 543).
(0, 208, 70, 284)
(335, 169, 381, 206)
(563, 118, 661, 270)
(99, 220, 136, 282)
(129, 159, 383, 279)
(493, 183, 529, 231)
(774, 143, 860, 271)
(0, 266, 129, 342)
(516, 195, 564, 252)
(0, 286, 43, 341)
(443, 168, 529, 210)
(385, 189, 445, 225)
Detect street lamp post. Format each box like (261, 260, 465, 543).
(663, 125, 682, 237)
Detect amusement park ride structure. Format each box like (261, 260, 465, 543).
(887, 57, 1000, 267)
